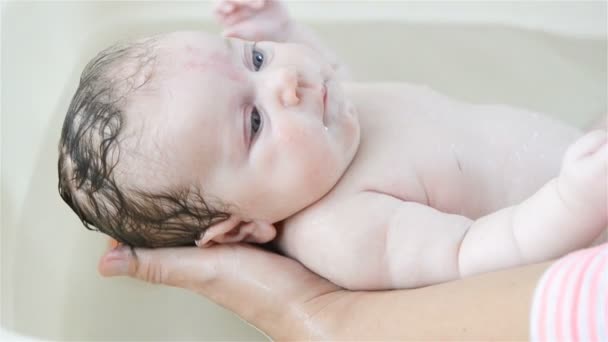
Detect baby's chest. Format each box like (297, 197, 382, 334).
(345, 92, 541, 217)
(336, 119, 471, 216)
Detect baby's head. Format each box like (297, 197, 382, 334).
(58, 31, 360, 248)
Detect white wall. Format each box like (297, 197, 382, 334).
(50, 1, 607, 38)
(284, 1, 607, 38)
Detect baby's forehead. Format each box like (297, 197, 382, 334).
(154, 31, 228, 65)
(104, 31, 224, 91)
(129, 32, 243, 121)
(117, 31, 241, 170)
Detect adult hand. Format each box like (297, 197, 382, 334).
(99, 243, 549, 340)
(98, 243, 345, 340)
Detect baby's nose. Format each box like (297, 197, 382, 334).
(276, 67, 300, 107)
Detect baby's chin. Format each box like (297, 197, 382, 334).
(335, 93, 361, 169)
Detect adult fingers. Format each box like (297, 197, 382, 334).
(98, 243, 343, 338)
(98, 245, 222, 288)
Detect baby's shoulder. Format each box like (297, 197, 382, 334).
(284, 191, 362, 231)
(280, 191, 389, 251)
(278, 191, 405, 289)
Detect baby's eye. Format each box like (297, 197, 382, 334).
(252, 42, 264, 71)
(250, 106, 262, 138)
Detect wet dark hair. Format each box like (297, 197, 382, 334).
(58, 39, 229, 248)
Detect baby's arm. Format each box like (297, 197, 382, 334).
(315, 131, 606, 290)
(214, 0, 351, 79)
(280, 23, 350, 79)
(459, 130, 607, 276)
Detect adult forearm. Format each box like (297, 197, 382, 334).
(313, 261, 551, 341)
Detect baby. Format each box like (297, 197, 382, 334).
(58, 0, 607, 290)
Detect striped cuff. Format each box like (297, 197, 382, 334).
(530, 243, 608, 341)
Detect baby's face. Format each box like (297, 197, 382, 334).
(122, 31, 360, 223)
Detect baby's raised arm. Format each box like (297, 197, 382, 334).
(312, 131, 606, 290)
(214, 0, 351, 79)
(459, 130, 606, 276)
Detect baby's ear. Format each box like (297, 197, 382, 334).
(195, 216, 276, 247)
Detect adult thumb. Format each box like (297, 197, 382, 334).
(98, 245, 218, 288)
(98, 243, 343, 339)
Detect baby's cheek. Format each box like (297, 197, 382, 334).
(274, 120, 306, 145)
(284, 131, 340, 188)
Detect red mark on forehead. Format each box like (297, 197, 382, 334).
(183, 48, 243, 82)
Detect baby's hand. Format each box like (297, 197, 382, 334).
(213, 0, 292, 42)
(558, 129, 608, 222)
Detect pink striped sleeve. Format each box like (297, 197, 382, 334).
(530, 243, 608, 341)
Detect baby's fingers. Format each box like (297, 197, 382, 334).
(228, 0, 265, 10)
(214, 1, 235, 14)
(222, 19, 267, 41)
(563, 130, 607, 165)
(215, 0, 262, 14)
(214, 0, 265, 25)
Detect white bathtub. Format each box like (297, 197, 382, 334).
(2, 1, 606, 340)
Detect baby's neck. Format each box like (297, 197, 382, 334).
(341, 81, 379, 119)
